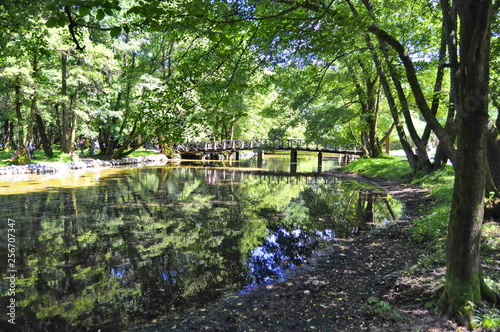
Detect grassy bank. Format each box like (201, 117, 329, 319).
(343, 156, 453, 244)
(343, 156, 500, 329)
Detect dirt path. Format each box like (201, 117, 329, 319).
(132, 170, 464, 332)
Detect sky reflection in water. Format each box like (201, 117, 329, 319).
(247, 227, 337, 286)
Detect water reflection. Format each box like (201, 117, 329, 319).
(247, 228, 337, 285)
(0, 161, 401, 331)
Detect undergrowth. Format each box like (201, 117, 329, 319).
(409, 166, 454, 244)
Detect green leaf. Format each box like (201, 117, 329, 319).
(96, 9, 105, 20)
(79, 6, 91, 16)
(218, 33, 233, 46)
(46, 17, 59, 28)
(206, 31, 219, 43)
(110, 27, 121, 38)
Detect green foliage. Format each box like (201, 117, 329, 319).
(473, 308, 500, 331)
(364, 297, 404, 323)
(409, 167, 454, 243)
(410, 204, 450, 243)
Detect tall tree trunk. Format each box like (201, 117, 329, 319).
(13, 75, 31, 165)
(361, 35, 417, 169)
(352, 62, 382, 158)
(25, 52, 40, 161)
(486, 120, 500, 194)
(60, 52, 75, 154)
(380, 43, 433, 172)
(365, 23, 457, 163)
(430, 0, 459, 170)
(3, 119, 15, 150)
(441, 0, 496, 323)
(421, 3, 448, 147)
(346, 0, 424, 171)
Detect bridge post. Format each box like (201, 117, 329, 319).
(317, 151, 323, 173)
(257, 151, 264, 167)
(290, 149, 298, 163)
(342, 154, 349, 164)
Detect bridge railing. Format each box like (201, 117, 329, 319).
(176, 139, 361, 154)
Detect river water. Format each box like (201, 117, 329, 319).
(0, 153, 401, 331)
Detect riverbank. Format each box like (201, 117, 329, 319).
(0, 153, 168, 176)
(131, 157, 500, 332)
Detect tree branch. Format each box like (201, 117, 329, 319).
(63, 6, 85, 51)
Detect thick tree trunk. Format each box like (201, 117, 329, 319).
(111, 121, 140, 159)
(441, 0, 493, 323)
(35, 111, 54, 158)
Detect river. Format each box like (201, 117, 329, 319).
(0, 153, 401, 331)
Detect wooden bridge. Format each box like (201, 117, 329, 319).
(176, 138, 363, 155)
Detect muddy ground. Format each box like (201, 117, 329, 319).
(132, 170, 470, 332)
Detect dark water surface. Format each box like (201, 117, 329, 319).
(0, 154, 401, 331)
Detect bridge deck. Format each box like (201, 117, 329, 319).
(176, 139, 363, 155)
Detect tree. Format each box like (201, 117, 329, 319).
(0, 2, 56, 163)
(441, 0, 498, 322)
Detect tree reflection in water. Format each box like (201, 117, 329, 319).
(0, 163, 402, 331)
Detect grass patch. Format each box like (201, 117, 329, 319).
(410, 166, 454, 243)
(35, 151, 80, 163)
(342, 156, 412, 181)
(0, 151, 14, 166)
(0, 149, 80, 166)
(128, 149, 162, 157)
